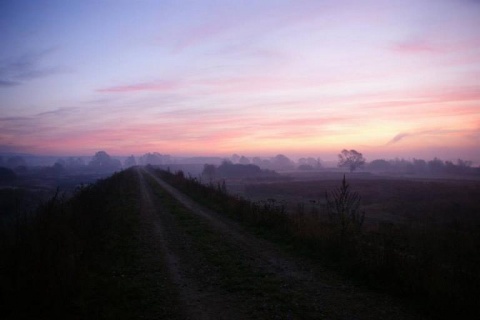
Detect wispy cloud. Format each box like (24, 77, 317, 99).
(0, 79, 20, 87)
(15, 66, 70, 80)
(387, 128, 478, 145)
(0, 144, 32, 154)
(360, 86, 480, 119)
(174, 22, 231, 53)
(387, 132, 411, 145)
(161, 1, 333, 54)
(391, 39, 439, 54)
(97, 80, 179, 93)
(0, 48, 69, 87)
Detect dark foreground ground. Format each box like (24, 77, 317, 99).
(2, 167, 478, 319)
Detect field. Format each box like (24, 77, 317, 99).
(0, 168, 115, 217)
(238, 172, 480, 226)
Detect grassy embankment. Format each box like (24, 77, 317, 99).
(155, 168, 480, 319)
(0, 169, 181, 319)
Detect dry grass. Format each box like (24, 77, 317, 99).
(0, 170, 157, 319)
(158, 169, 480, 319)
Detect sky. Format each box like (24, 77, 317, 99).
(1, 0, 479, 162)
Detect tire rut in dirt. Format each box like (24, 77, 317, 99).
(128, 170, 184, 319)
(137, 169, 251, 320)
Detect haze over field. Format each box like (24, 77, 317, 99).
(1, 0, 479, 161)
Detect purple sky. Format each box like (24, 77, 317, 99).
(1, 0, 479, 162)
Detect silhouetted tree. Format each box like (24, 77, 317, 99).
(202, 164, 216, 181)
(0, 167, 16, 183)
(139, 152, 171, 165)
(297, 157, 322, 170)
(251, 157, 272, 169)
(89, 151, 110, 167)
(231, 154, 240, 163)
(390, 158, 413, 173)
(428, 157, 444, 173)
(368, 159, 391, 171)
(252, 157, 263, 166)
(412, 158, 427, 173)
(14, 165, 28, 174)
(239, 156, 250, 165)
(456, 159, 472, 168)
(89, 151, 121, 171)
(338, 149, 365, 172)
(65, 157, 85, 169)
(298, 164, 314, 171)
(55, 158, 66, 168)
(211, 160, 277, 179)
(271, 154, 294, 171)
(48, 162, 65, 176)
(445, 159, 473, 174)
(124, 155, 136, 167)
(6, 156, 26, 169)
(216, 160, 261, 178)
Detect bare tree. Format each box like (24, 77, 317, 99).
(338, 149, 365, 172)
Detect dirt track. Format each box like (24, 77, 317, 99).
(135, 167, 422, 319)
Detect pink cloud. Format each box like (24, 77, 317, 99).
(174, 23, 229, 53)
(270, 116, 349, 128)
(391, 36, 480, 61)
(361, 86, 480, 111)
(97, 80, 178, 93)
(391, 39, 439, 54)
(193, 75, 321, 96)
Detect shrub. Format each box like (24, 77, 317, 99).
(325, 175, 365, 237)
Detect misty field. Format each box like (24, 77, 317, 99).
(242, 173, 480, 226)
